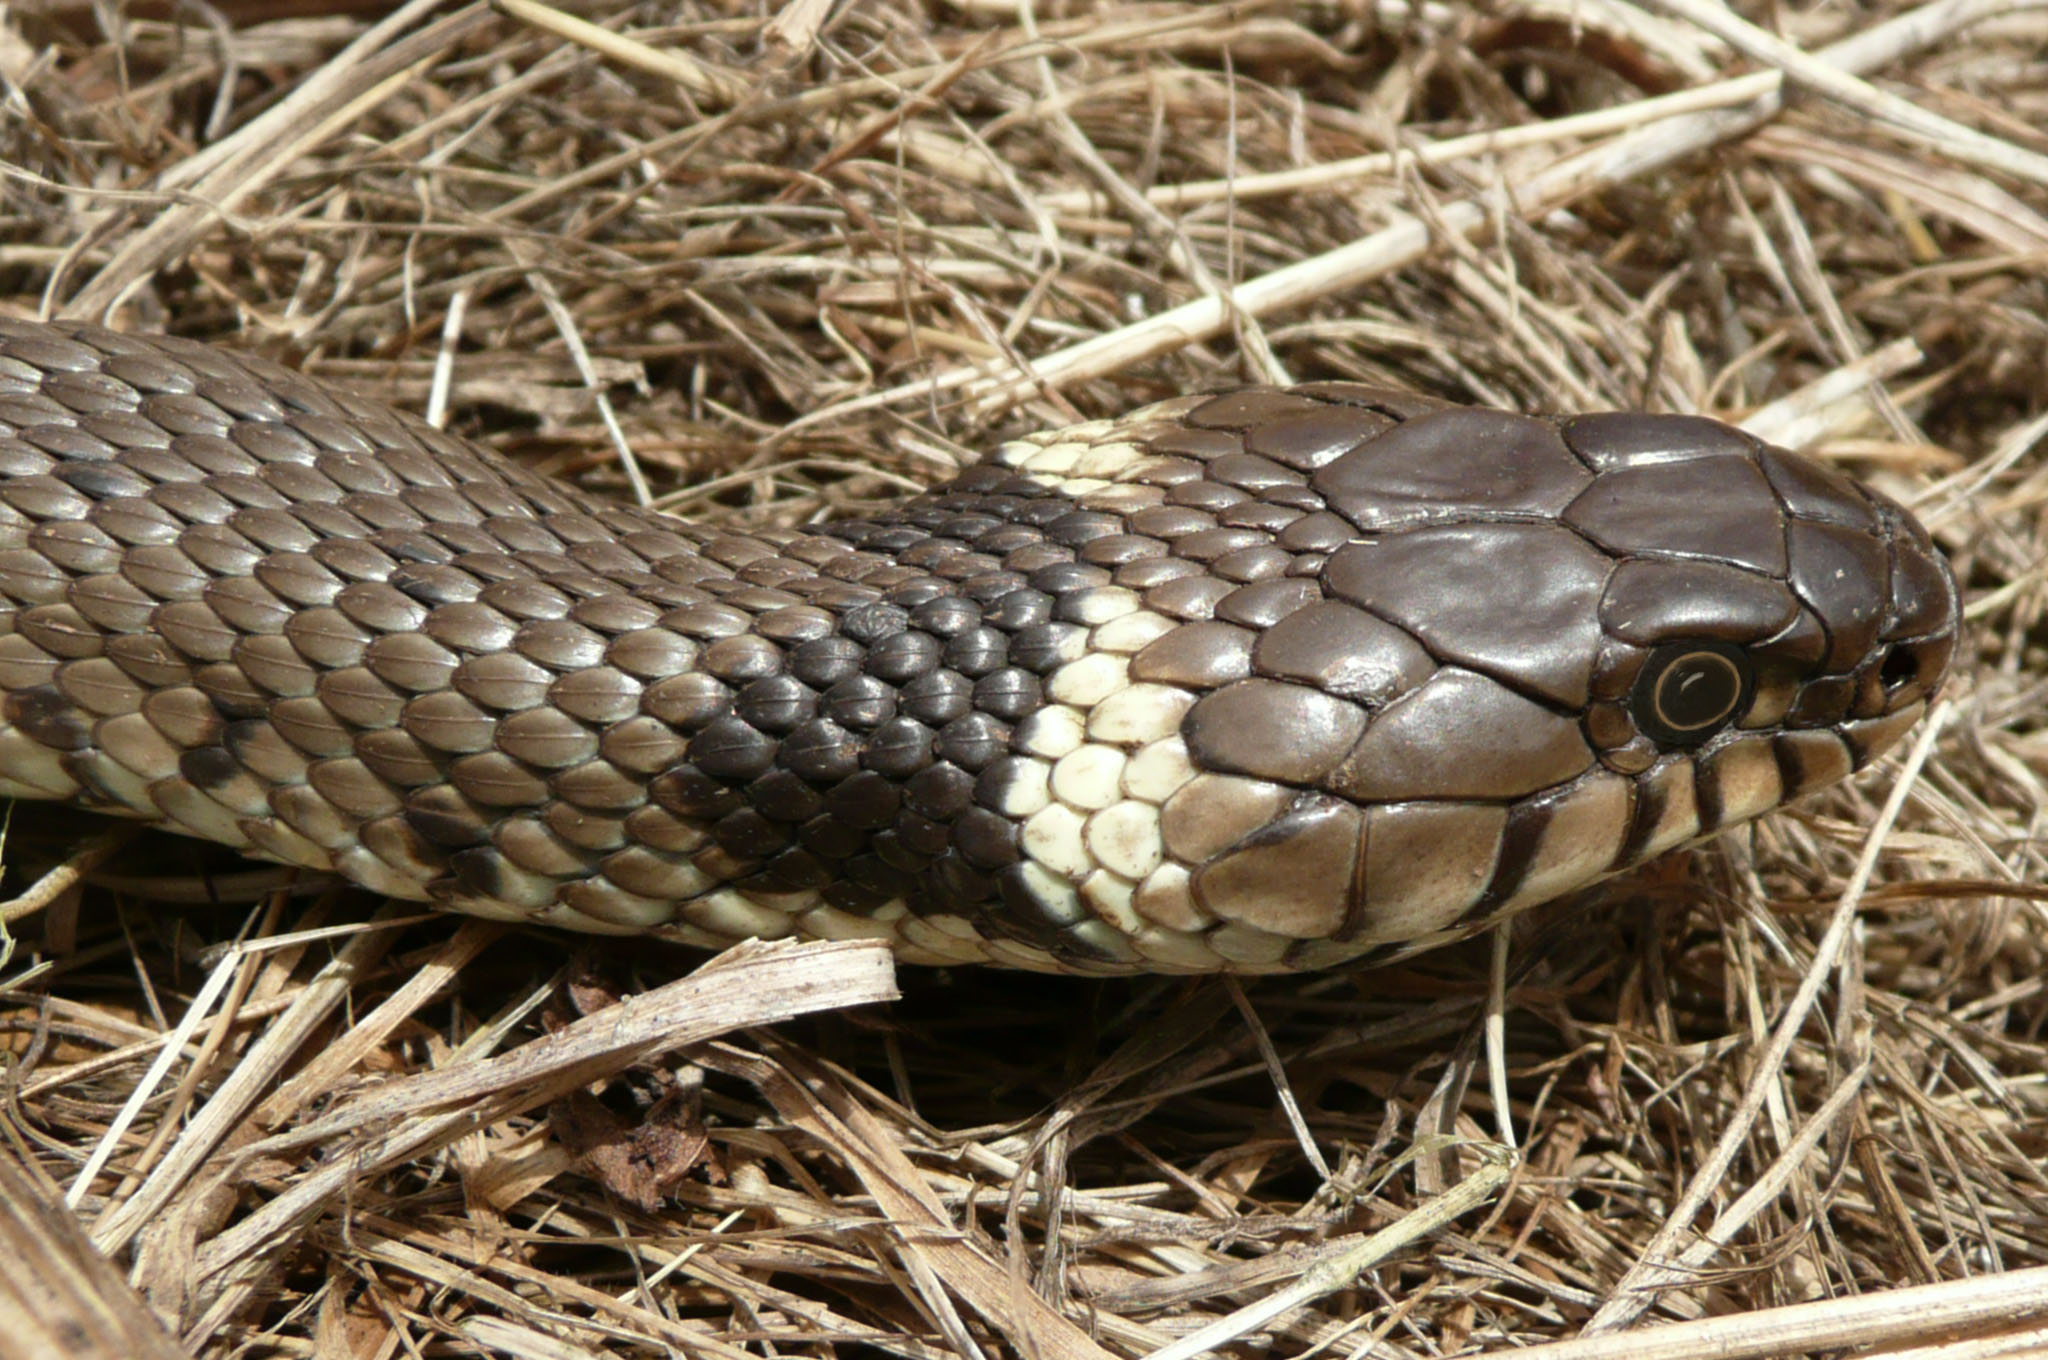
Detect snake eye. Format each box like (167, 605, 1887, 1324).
(1631, 642, 1753, 745)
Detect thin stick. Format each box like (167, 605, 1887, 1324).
(1224, 978, 1332, 1182)
(0, 828, 136, 926)
(1027, 72, 1782, 215)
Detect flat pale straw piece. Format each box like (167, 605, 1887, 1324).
(1495, 1264, 2048, 1360)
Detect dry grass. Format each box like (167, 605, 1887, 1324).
(2, 1, 2047, 1356)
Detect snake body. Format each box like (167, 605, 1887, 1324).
(0, 318, 1958, 974)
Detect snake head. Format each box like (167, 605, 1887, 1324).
(1569, 419, 1960, 781)
(1001, 391, 1960, 972)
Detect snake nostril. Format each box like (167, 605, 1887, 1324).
(1878, 647, 1918, 694)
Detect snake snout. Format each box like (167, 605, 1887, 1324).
(1874, 510, 1961, 714)
(1771, 481, 1958, 726)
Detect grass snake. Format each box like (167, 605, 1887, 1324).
(0, 318, 1959, 974)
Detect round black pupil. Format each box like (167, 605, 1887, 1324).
(1657, 653, 1741, 730)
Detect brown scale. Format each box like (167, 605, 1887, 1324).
(0, 318, 1963, 974)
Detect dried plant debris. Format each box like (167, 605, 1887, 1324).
(2, 1, 2047, 1357)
